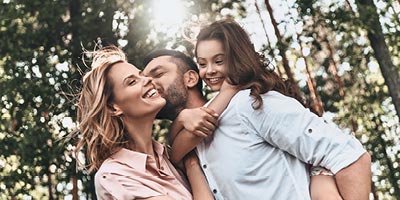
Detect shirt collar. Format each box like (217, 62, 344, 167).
(110, 140, 169, 172)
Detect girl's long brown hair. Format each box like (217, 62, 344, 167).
(74, 46, 127, 172)
(195, 19, 305, 109)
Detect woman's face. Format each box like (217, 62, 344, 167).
(196, 39, 227, 91)
(107, 62, 166, 119)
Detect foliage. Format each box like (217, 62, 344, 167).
(0, 0, 399, 199)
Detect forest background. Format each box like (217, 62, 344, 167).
(0, 0, 399, 199)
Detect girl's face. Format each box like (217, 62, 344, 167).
(107, 62, 166, 119)
(196, 39, 227, 91)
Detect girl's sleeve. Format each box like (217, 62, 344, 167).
(240, 92, 366, 174)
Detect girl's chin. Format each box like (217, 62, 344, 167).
(209, 85, 222, 92)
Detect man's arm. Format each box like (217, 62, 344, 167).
(335, 152, 371, 200)
(184, 151, 214, 200)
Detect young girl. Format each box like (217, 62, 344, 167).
(170, 19, 370, 200)
(73, 46, 213, 200)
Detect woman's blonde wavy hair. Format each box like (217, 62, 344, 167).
(74, 46, 128, 173)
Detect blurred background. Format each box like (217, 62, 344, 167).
(0, 0, 399, 199)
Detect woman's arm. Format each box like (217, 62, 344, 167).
(170, 81, 239, 164)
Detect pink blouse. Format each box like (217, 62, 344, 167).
(95, 140, 193, 200)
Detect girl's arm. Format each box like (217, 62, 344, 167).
(184, 151, 214, 200)
(170, 81, 239, 164)
(310, 167, 343, 200)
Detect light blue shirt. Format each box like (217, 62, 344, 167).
(197, 90, 366, 200)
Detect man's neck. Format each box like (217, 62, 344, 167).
(185, 91, 206, 109)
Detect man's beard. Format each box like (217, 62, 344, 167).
(157, 79, 188, 120)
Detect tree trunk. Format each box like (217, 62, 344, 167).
(71, 176, 79, 200)
(255, 0, 282, 76)
(320, 27, 345, 98)
(47, 171, 54, 200)
(69, 0, 82, 67)
(371, 182, 379, 200)
(374, 116, 400, 197)
(345, 0, 356, 15)
(297, 35, 324, 116)
(264, 0, 302, 98)
(254, 0, 271, 45)
(356, 0, 400, 119)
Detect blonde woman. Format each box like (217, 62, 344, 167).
(73, 46, 212, 200)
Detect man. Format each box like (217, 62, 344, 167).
(142, 49, 371, 200)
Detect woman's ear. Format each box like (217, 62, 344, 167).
(183, 70, 200, 89)
(108, 103, 123, 116)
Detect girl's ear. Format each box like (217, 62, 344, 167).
(108, 103, 123, 116)
(183, 70, 200, 89)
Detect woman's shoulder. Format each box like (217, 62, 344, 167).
(95, 148, 135, 176)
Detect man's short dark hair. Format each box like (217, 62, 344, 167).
(143, 49, 203, 93)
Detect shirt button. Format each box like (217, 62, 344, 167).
(160, 166, 164, 170)
(213, 189, 217, 194)
(202, 164, 207, 169)
(102, 175, 106, 179)
(308, 128, 313, 133)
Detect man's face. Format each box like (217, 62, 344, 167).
(143, 56, 188, 120)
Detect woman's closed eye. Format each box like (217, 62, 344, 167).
(128, 79, 137, 85)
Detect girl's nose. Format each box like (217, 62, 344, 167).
(206, 64, 216, 74)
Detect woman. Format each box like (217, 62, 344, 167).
(73, 46, 213, 200)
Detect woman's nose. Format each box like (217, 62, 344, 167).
(141, 76, 152, 86)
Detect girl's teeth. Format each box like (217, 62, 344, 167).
(209, 78, 222, 83)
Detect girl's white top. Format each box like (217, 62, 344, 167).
(197, 90, 366, 200)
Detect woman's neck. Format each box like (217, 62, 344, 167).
(122, 116, 155, 156)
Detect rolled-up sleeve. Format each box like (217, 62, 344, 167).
(241, 92, 366, 174)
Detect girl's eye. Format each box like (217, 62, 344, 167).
(198, 63, 206, 68)
(216, 60, 223, 64)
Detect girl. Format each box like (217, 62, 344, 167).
(73, 46, 213, 200)
(170, 19, 370, 200)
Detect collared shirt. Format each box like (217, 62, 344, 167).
(197, 90, 366, 200)
(95, 140, 193, 200)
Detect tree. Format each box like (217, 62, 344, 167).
(356, 0, 400, 119)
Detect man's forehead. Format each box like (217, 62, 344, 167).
(144, 56, 177, 72)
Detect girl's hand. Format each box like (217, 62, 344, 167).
(176, 107, 219, 138)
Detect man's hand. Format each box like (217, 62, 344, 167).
(176, 107, 219, 138)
